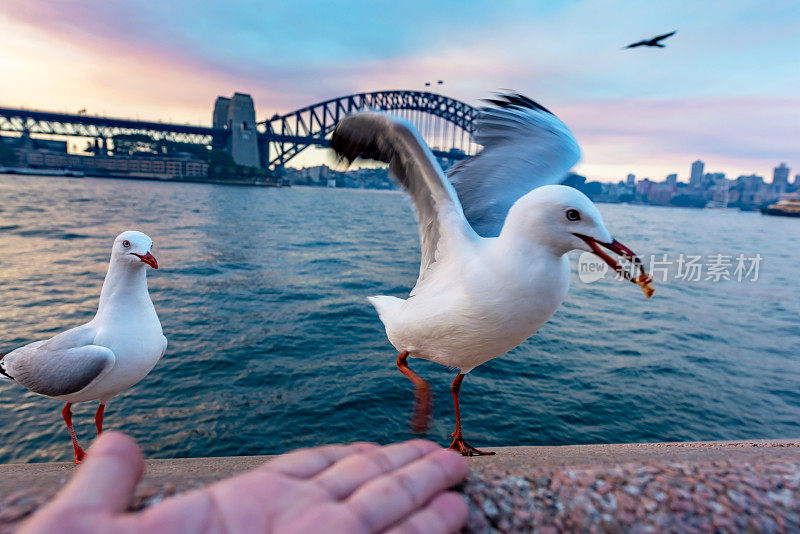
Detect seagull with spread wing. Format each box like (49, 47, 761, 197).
(0, 231, 167, 463)
(331, 93, 653, 455)
(624, 30, 677, 49)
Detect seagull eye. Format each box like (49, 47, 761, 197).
(566, 209, 581, 221)
(122, 240, 131, 248)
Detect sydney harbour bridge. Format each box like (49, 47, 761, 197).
(0, 90, 480, 170)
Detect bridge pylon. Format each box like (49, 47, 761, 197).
(212, 93, 261, 168)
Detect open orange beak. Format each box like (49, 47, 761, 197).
(574, 234, 653, 298)
(132, 252, 158, 269)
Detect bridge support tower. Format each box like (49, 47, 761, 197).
(212, 93, 261, 168)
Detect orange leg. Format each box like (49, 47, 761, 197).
(94, 403, 105, 436)
(396, 351, 432, 433)
(61, 403, 85, 464)
(448, 373, 495, 456)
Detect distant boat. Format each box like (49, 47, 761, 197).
(761, 195, 800, 218)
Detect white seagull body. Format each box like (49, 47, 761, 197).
(1, 231, 167, 462)
(369, 224, 571, 373)
(331, 93, 652, 455)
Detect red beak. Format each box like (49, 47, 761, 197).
(574, 234, 654, 298)
(132, 252, 158, 269)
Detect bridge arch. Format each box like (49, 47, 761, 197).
(257, 90, 479, 168)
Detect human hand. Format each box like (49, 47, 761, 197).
(18, 432, 469, 534)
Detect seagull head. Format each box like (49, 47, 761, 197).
(506, 185, 653, 297)
(112, 231, 158, 269)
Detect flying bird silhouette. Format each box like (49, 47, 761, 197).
(624, 30, 676, 49)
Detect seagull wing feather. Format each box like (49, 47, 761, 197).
(447, 93, 581, 237)
(3, 326, 115, 397)
(330, 112, 476, 283)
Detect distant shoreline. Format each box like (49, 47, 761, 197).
(0, 172, 780, 214)
(0, 170, 285, 188)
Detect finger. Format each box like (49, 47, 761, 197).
(264, 442, 378, 479)
(53, 432, 144, 513)
(385, 492, 468, 534)
(346, 448, 468, 532)
(314, 439, 439, 500)
(137, 443, 382, 533)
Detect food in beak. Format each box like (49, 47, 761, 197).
(132, 252, 159, 269)
(575, 235, 654, 298)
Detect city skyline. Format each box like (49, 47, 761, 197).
(626, 159, 796, 186)
(1, 1, 798, 181)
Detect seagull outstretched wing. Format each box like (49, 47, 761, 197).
(447, 93, 581, 237)
(331, 113, 478, 283)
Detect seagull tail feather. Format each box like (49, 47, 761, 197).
(367, 296, 404, 326)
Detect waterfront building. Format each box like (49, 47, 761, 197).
(737, 174, 764, 191)
(646, 182, 675, 205)
(636, 178, 653, 197)
(12, 147, 209, 179)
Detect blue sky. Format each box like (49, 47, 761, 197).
(1, 0, 798, 180)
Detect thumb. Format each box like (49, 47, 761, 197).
(53, 431, 144, 513)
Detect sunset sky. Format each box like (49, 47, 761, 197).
(1, 1, 798, 181)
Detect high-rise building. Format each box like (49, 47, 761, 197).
(626, 173, 635, 186)
(665, 173, 678, 186)
(690, 160, 705, 186)
(773, 163, 790, 192)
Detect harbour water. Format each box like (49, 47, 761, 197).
(0, 174, 798, 463)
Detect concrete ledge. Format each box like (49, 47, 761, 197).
(1, 439, 799, 532)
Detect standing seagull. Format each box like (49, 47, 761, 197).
(330, 93, 653, 455)
(624, 30, 677, 49)
(0, 231, 167, 463)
